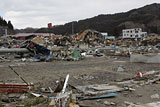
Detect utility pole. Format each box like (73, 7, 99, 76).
(5, 28, 7, 36)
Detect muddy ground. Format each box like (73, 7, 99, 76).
(0, 56, 160, 107)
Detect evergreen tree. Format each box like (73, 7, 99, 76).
(8, 20, 14, 30)
(2, 20, 7, 26)
(0, 16, 15, 35)
(0, 17, 3, 26)
(0, 17, 8, 27)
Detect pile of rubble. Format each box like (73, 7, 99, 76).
(0, 29, 160, 63)
(0, 29, 107, 62)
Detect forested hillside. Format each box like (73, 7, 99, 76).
(35, 3, 160, 36)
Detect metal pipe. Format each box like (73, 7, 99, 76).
(0, 48, 29, 53)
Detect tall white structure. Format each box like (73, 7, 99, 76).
(122, 28, 147, 39)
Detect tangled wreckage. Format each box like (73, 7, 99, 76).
(0, 29, 109, 62)
(1, 29, 160, 63)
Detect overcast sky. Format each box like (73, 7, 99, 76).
(0, 0, 160, 29)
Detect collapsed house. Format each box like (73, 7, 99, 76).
(73, 29, 105, 46)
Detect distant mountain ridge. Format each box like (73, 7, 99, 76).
(15, 27, 38, 33)
(22, 3, 160, 36)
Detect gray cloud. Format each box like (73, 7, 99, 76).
(0, 0, 159, 28)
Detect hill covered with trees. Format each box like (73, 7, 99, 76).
(0, 17, 14, 35)
(21, 3, 160, 37)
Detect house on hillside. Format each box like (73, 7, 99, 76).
(122, 28, 147, 40)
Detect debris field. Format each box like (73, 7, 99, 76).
(0, 29, 160, 107)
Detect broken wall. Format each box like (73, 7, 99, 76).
(130, 53, 160, 63)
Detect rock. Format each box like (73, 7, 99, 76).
(117, 65, 125, 72)
(8, 93, 21, 98)
(73, 104, 79, 107)
(104, 101, 116, 105)
(49, 99, 56, 106)
(151, 94, 160, 99)
(1, 95, 9, 103)
(96, 99, 101, 102)
(137, 94, 143, 97)
(19, 94, 28, 100)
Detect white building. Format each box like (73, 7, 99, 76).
(122, 28, 147, 39)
